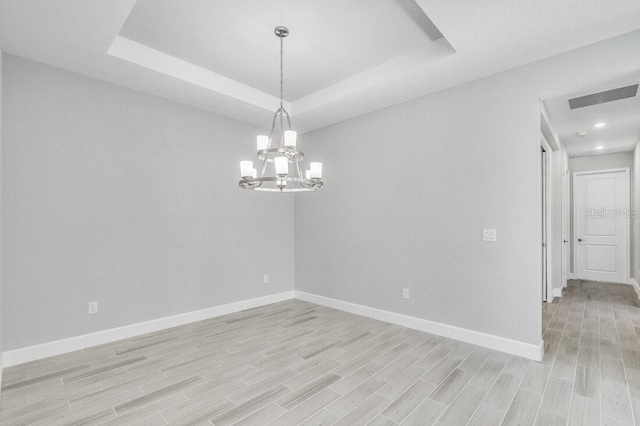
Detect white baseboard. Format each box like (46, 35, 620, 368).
(3, 288, 547, 367)
(631, 278, 640, 299)
(2, 291, 295, 367)
(552, 288, 563, 299)
(569, 273, 576, 279)
(295, 291, 543, 361)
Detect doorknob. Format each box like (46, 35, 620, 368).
(578, 238, 584, 242)
(563, 240, 568, 243)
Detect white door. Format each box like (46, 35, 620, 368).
(575, 170, 629, 283)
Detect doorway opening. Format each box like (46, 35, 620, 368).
(540, 75, 639, 305)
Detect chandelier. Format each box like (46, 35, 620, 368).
(239, 26, 323, 192)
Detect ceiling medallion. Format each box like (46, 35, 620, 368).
(239, 26, 323, 192)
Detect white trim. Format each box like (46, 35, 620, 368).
(2, 291, 295, 367)
(631, 278, 640, 299)
(562, 160, 570, 290)
(2, 289, 548, 367)
(573, 167, 631, 176)
(541, 138, 552, 303)
(540, 104, 560, 152)
(295, 291, 543, 361)
(552, 288, 563, 299)
(569, 273, 576, 279)
(108, 36, 288, 113)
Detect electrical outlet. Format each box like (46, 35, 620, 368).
(263, 274, 269, 284)
(88, 301, 98, 315)
(402, 288, 410, 300)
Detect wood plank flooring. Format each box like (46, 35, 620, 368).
(1, 279, 639, 425)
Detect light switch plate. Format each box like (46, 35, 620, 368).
(483, 229, 497, 242)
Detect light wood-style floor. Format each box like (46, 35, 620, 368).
(1, 280, 639, 425)
(540, 280, 640, 426)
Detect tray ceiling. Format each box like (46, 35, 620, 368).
(120, 0, 445, 101)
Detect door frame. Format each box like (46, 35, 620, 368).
(561, 157, 569, 288)
(540, 136, 552, 302)
(572, 167, 631, 284)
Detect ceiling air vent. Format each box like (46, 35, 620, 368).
(568, 84, 638, 109)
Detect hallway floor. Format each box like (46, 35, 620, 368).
(541, 279, 640, 425)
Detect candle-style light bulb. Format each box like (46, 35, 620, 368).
(310, 162, 322, 179)
(274, 156, 288, 176)
(257, 135, 269, 151)
(240, 161, 253, 178)
(284, 130, 297, 148)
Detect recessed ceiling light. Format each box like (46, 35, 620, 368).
(595, 145, 604, 150)
(576, 131, 588, 137)
(594, 122, 606, 128)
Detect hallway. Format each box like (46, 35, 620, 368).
(542, 280, 640, 425)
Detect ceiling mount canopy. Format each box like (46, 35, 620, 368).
(239, 26, 323, 192)
(273, 26, 289, 38)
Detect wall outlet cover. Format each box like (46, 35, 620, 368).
(88, 301, 98, 315)
(482, 229, 497, 242)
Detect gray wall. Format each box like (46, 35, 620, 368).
(569, 152, 634, 172)
(632, 140, 640, 284)
(569, 152, 635, 277)
(0, 44, 4, 377)
(1, 55, 295, 351)
(295, 31, 640, 346)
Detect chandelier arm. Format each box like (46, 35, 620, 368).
(271, 108, 292, 149)
(295, 160, 303, 179)
(280, 108, 284, 148)
(300, 179, 318, 189)
(281, 108, 292, 129)
(239, 176, 323, 191)
(268, 109, 280, 150)
(260, 109, 281, 183)
(259, 157, 268, 182)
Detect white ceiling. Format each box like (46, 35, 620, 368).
(2, 0, 640, 133)
(543, 76, 640, 158)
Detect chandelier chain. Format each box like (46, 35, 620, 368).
(280, 36, 284, 109)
